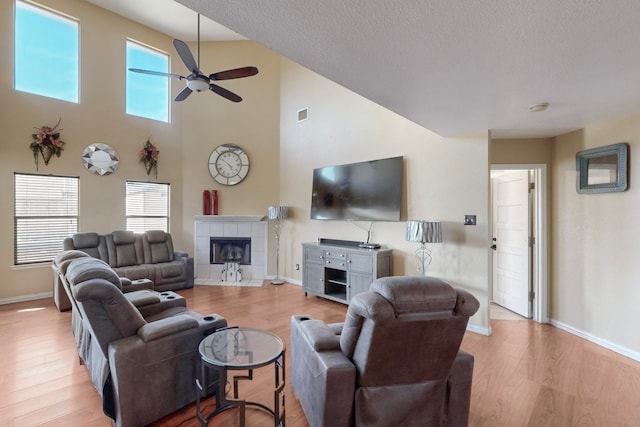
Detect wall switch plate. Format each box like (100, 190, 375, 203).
(464, 215, 476, 225)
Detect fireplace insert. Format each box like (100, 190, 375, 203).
(210, 237, 251, 265)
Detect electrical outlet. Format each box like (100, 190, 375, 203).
(464, 215, 477, 225)
(295, 263, 300, 271)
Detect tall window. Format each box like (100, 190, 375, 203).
(126, 181, 170, 232)
(126, 40, 170, 122)
(14, 173, 79, 265)
(14, 1, 79, 103)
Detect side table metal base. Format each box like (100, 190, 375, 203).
(196, 350, 285, 427)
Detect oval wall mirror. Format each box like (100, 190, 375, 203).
(82, 143, 119, 176)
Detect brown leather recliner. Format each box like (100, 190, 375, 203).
(291, 275, 480, 427)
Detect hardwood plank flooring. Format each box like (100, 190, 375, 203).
(1, 283, 639, 426)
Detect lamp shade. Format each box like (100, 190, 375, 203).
(406, 220, 442, 243)
(268, 206, 289, 220)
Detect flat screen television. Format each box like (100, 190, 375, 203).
(310, 156, 403, 221)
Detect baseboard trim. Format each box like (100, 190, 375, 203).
(0, 292, 53, 306)
(550, 318, 640, 362)
(467, 323, 490, 336)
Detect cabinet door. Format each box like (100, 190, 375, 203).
(348, 272, 373, 300)
(348, 253, 373, 274)
(304, 263, 325, 294)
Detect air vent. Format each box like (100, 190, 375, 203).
(297, 107, 309, 122)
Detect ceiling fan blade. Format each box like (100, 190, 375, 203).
(209, 66, 259, 81)
(209, 83, 242, 102)
(128, 68, 184, 80)
(173, 39, 199, 74)
(175, 86, 193, 102)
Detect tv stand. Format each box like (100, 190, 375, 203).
(302, 242, 393, 304)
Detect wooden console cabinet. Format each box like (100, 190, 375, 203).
(302, 241, 393, 304)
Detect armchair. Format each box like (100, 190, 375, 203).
(291, 276, 479, 427)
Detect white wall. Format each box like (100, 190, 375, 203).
(178, 40, 281, 256)
(552, 116, 640, 356)
(278, 59, 491, 332)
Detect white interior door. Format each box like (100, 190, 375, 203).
(492, 170, 531, 318)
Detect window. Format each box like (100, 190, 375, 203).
(126, 181, 170, 232)
(126, 40, 170, 122)
(14, 173, 79, 265)
(14, 1, 79, 103)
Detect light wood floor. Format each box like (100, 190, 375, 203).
(1, 283, 639, 427)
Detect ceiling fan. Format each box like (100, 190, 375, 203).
(128, 14, 258, 103)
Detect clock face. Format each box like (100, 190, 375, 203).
(208, 144, 249, 185)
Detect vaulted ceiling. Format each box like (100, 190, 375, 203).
(90, 0, 640, 139)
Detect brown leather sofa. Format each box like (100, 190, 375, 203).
(291, 275, 480, 427)
(54, 230, 194, 311)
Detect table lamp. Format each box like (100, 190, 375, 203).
(406, 220, 442, 275)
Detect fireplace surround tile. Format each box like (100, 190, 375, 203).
(194, 215, 267, 285)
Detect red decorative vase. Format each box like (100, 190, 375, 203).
(212, 190, 219, 215)
(203, 190, 211, 215)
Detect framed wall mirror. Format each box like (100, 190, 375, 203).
(82, 143, 119, 176)
(576, 142, 629, 194)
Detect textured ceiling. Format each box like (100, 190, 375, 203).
(92, 0, 640, 139)
(86, 0, 245, 41)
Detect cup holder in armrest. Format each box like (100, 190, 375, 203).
(166, 296, 175, 299)
(160, 292, 170, 296)
(203, 316, 215, 321)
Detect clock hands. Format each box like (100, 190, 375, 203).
(219, 158, 235, 175)
(217, 152, 242, 177)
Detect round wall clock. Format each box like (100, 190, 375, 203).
(208, 144, 250, 185)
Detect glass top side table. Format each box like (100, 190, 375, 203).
(197, 327, 286, 426)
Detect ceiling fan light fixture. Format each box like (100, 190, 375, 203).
(187, 77, 210, 92)
(529, 102, 549, 113)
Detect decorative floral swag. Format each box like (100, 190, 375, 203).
(140, 138, 159, 178)
(30, 118, 65, 170)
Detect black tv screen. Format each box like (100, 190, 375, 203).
(310, 156, 403, 221)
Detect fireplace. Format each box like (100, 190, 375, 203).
(210, 237, 251, 265)
(194, 215, 267, 286)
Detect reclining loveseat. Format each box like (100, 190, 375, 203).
(54, 230, 194, 311)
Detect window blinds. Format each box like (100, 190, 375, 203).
(125, 180, 170, 233)
(14, 173, 79, 265)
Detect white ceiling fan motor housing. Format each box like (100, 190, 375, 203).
(187, 76, 210, 92)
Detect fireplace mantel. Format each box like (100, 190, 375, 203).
(195, 215, 264, 222)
